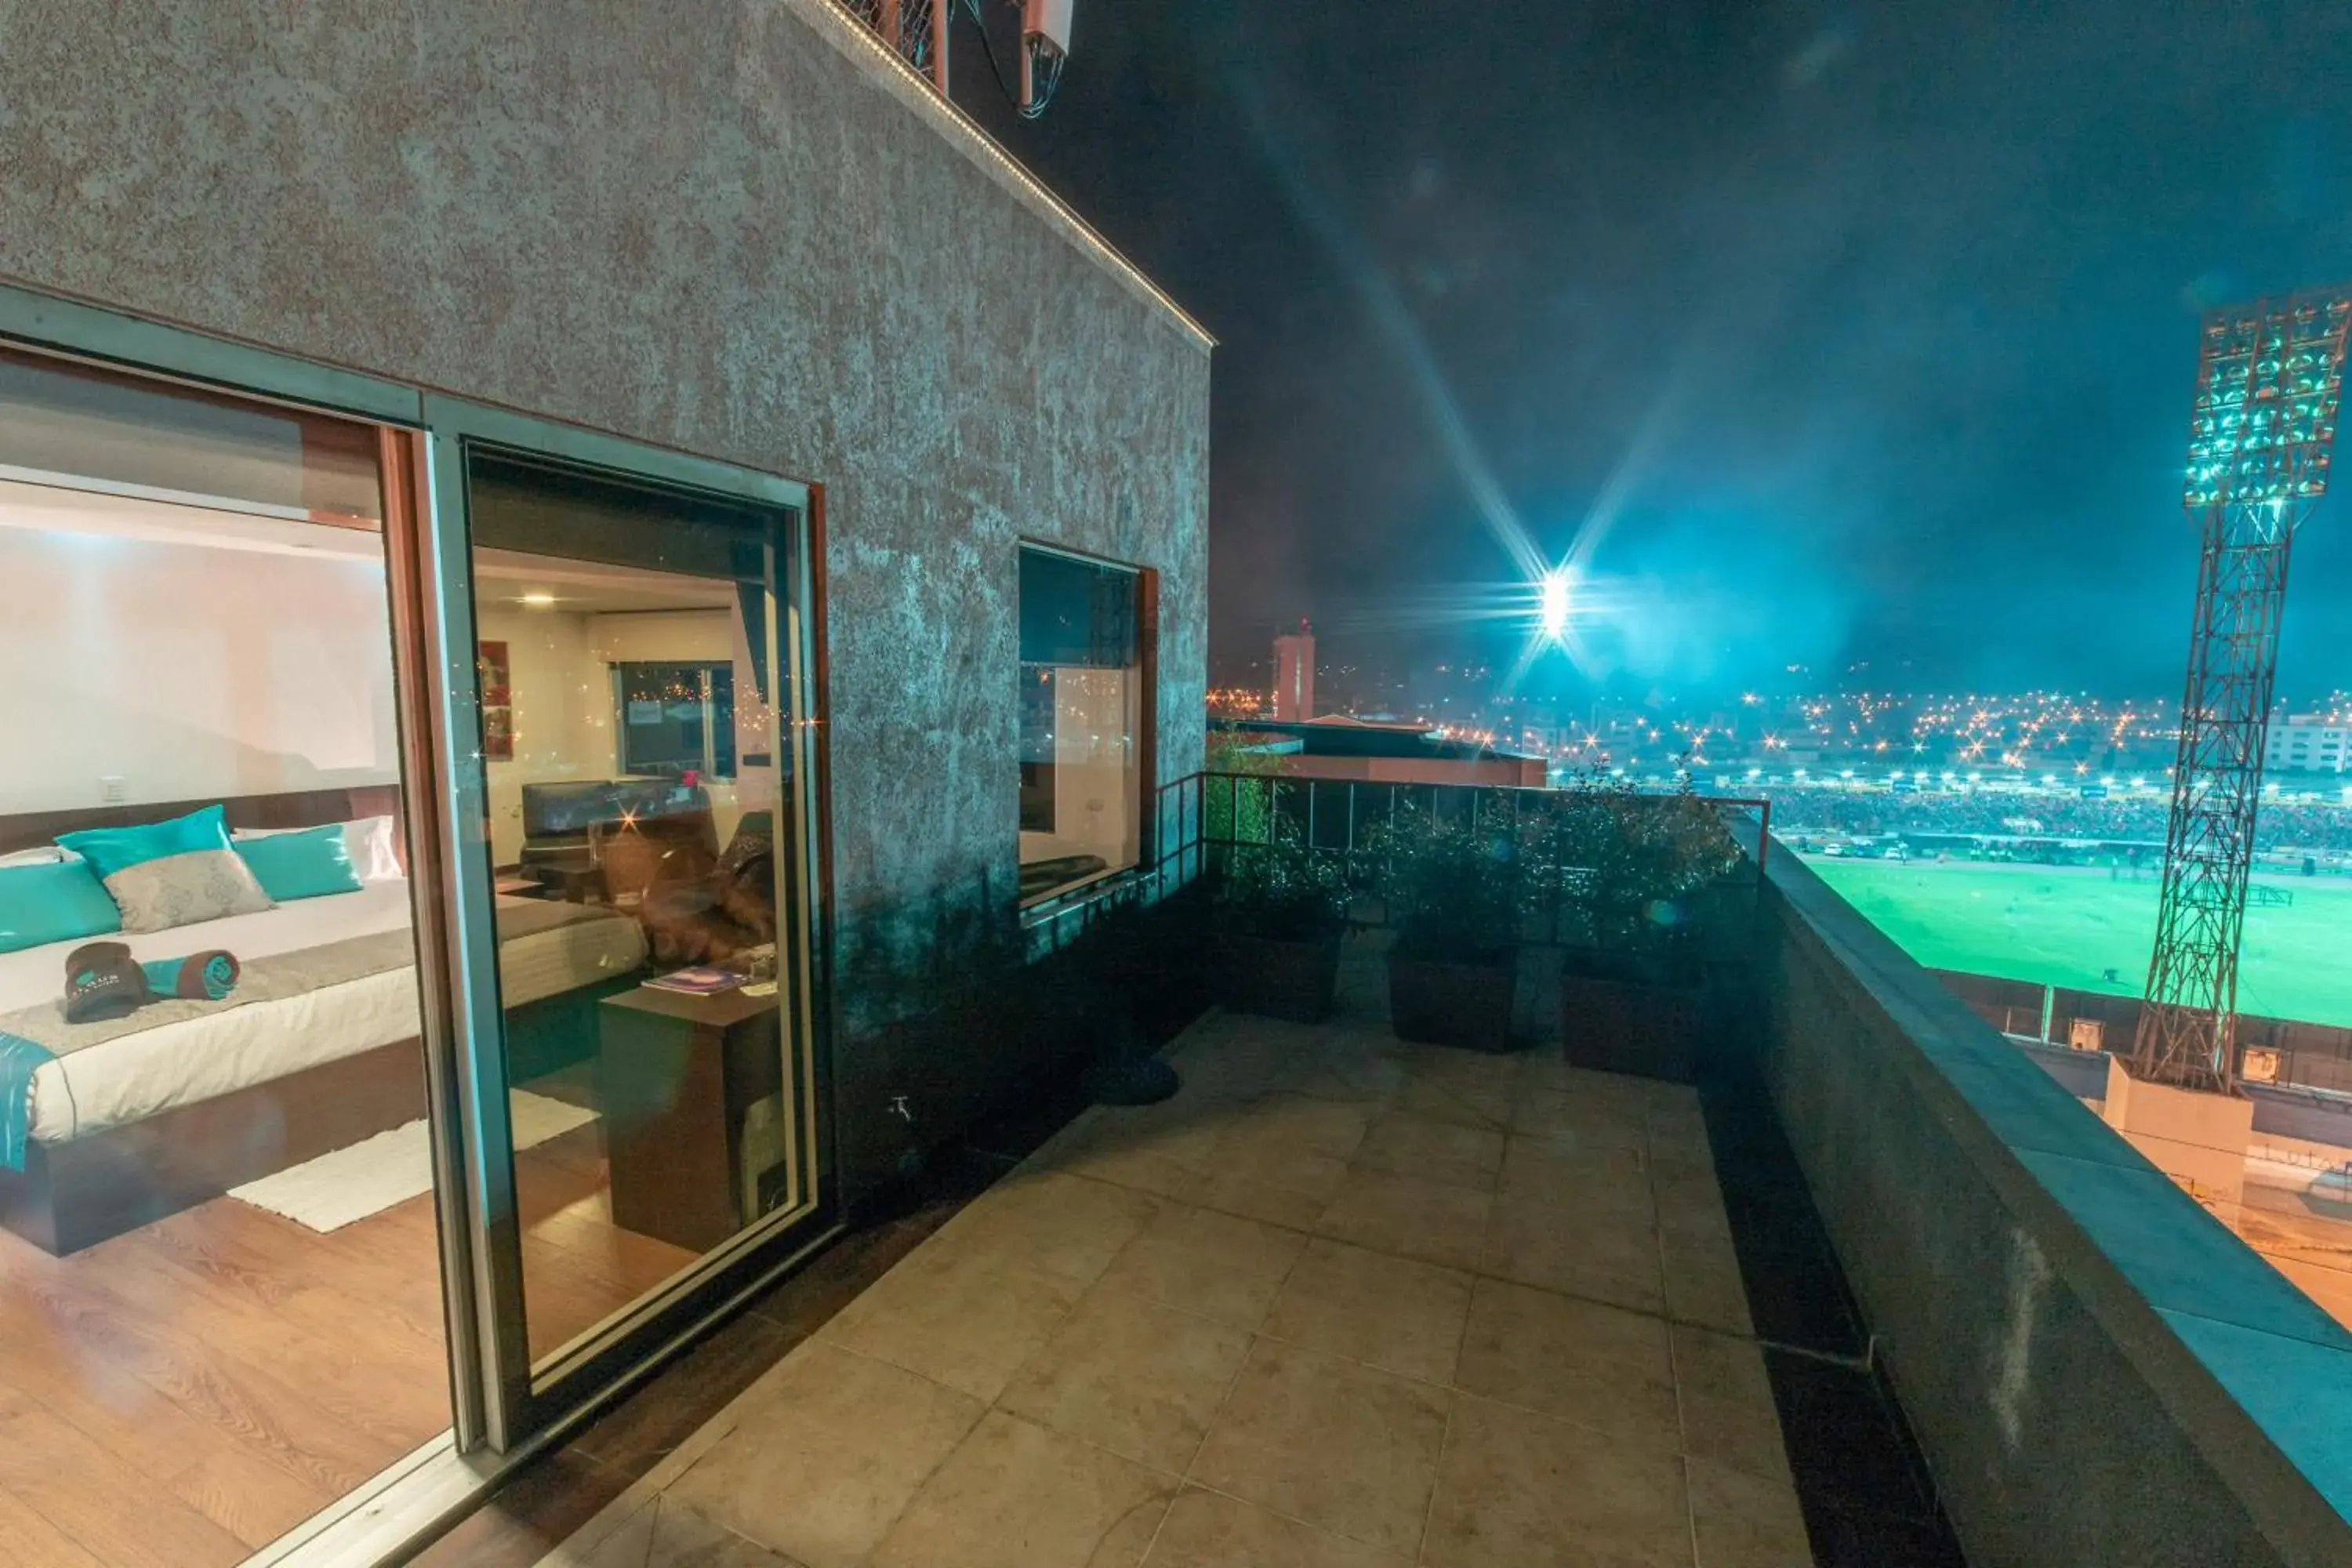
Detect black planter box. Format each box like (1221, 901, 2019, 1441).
(1388, 949, 1515, 1051)
(1560, 955, 1702, 1083)
(1216, 931, 1341, 1023)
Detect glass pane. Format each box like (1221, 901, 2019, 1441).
(0, 347, 445, 1553)
(0, 345, 383, 522)
(1018, 546, 1143, 901)
(463, 448, 806, 1371)
(617, 661, 737, 780)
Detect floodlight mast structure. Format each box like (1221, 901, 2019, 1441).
(2135, 290, 2352, 1092)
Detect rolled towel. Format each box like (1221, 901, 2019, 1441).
(64, 942, 150, 1023)
(141, 951, 241, 1002)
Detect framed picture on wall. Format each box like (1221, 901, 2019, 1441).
(478, 640, 514, 760)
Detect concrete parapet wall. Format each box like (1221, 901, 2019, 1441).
(1754, 844, 2352, 1568)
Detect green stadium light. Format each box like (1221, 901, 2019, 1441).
(2183, 296, 2352, 508)
(2143, 290, 2352, 1087)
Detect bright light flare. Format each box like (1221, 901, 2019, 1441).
(1537, 571, 1573, 644)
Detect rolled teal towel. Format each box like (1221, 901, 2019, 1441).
(141, 952, 240, 1001)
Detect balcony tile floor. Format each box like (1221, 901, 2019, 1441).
(541, 1011, 1817, 1568)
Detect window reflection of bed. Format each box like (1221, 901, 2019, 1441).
(0, 789, 648, 1254)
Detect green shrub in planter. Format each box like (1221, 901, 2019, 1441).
(1212, 814, 1351, 1022)
(1541, 773, 1746, 1080)
(1366, 795, 1534, 1051)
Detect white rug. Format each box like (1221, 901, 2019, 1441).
(230, 1089, 599, 1232)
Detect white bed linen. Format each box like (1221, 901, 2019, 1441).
(0, 880, 648, 1142)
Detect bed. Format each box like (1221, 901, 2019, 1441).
(0, 788, 651, 1254)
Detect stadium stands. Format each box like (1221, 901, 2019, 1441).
(1759, 779, 2352, 857)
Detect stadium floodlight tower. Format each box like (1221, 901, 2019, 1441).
(2135, 289, 2352, 1092)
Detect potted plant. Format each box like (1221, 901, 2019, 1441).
(1213, 815, 1351, 1022)
(1545, 772, 1746, 1080)
(1369, 794, 1530, 1052)
(1204, 728, 1352, 1022)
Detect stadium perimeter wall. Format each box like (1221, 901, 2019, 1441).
(1935, 971, 2352, 1093)
(1751, 843, 2352, 1568)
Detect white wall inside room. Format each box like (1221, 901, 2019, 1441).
(588, 610, 731, 665)
(477, 604, 607, 865)
(0, 483, 400, 815)
(1018, 667, 1138, 871)
(474, 574, 774, 864)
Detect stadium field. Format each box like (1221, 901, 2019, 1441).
(1804, 857, 2352, 1030)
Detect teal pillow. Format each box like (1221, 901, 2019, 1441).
(57, 804, 274, 933)
(0, 858, 124, 954)
(234, 823, 361, 902)
(58, 804, 235, 878)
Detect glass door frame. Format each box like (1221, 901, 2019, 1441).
(0, 285, 498, 1471)
(0, 278, 840, 1549)
(411, 394, 833, 1448)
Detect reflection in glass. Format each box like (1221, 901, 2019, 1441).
(463, 451, 808, 1370)
(616, 661, 738, 780)
(0, 346, 450, 1553)
(1017, 545, 1142, 902)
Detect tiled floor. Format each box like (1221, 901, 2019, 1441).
(540, 1009, 1817, 1568)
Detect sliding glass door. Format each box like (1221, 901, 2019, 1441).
(0, 285, 833, 1556)
(414, 401, 826, 1443)
(0, 337, 460, 1560)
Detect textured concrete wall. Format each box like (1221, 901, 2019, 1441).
(1754, 857, 2352, 1568)
(0, 0, 1210, 1190)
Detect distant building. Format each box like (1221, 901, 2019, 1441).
(1229, 714, 1545, 787)
(2266, 716, 2350, 774)
(1272, 621, 1316, 720)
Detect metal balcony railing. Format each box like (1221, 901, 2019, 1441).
(1196, 771, 1771, 949)
(1015, 771, 1773, 963)
(839, 0, 947, 90)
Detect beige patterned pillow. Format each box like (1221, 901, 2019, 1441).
(102, 849, 274, 935)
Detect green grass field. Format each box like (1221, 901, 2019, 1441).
(1806, 857, 2352, 1029)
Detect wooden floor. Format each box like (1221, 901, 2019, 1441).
(0, 1118, 695, 1567)
(517, 1122, 700, 1363)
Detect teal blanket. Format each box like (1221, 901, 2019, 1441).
(0, 1031, 53, 1172)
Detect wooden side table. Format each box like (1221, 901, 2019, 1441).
(596, 986, 784, 1253)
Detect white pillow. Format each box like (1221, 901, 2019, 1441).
(236, 816, 403, 882)
(0, 845, 66, 867)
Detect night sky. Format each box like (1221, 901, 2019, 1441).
(956, 2, 2352, 699)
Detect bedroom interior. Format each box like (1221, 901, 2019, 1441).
(462, 445, 808, 1365)
(0, 344, 818, 1563)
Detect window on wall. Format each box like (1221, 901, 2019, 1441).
(1018, 545, 1144, 902)
(615, 660, 737, 781)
